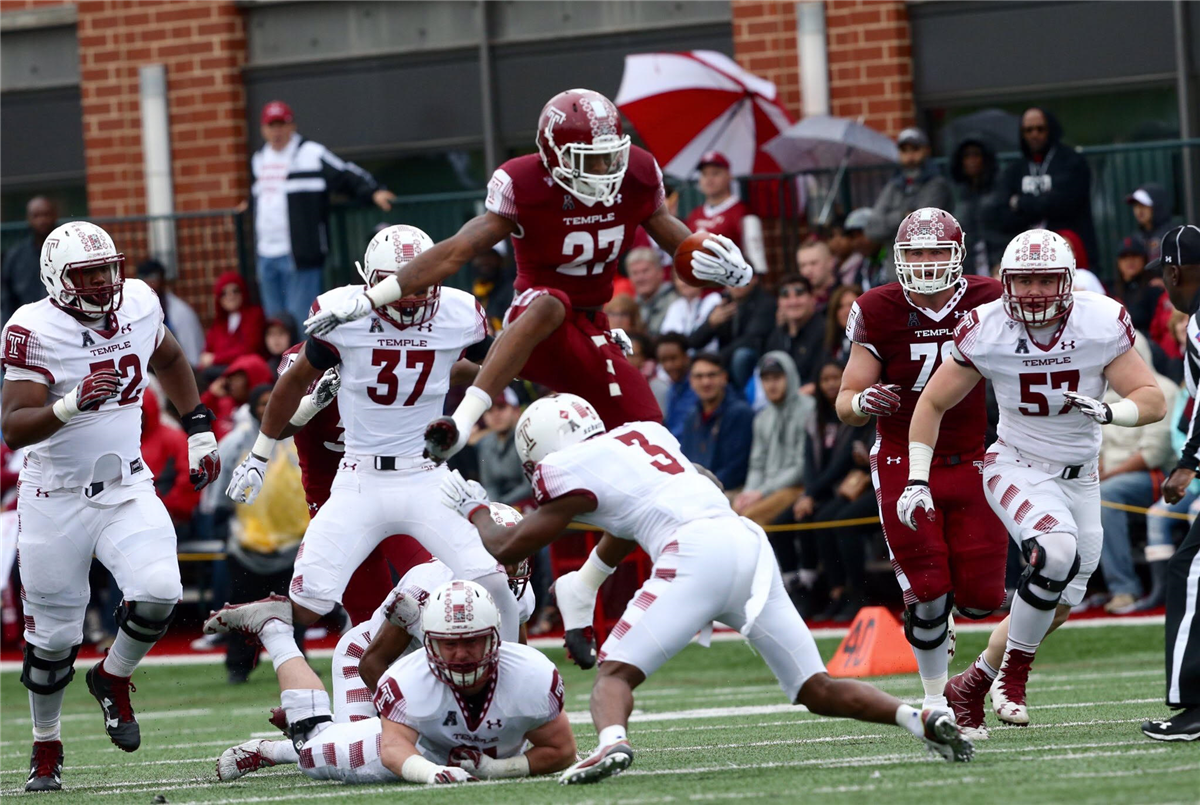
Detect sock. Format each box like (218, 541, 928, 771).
(597, 724, 628, 747)
(579, 549, 617, 592)
(1006, 595, 1056, 654)
(910, 596, 950, 705)
(280, 688, 332, 740)
(103, 632, 152, 678)
(974, 653, 999, 680)
(263, 739, 299, 764)
(895, 704, 924, 738)
(27, 647, 72, 743)
(261, 619, 303, 671)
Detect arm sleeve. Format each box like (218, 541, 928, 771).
(305, 337, 340, 371)
(529, 458, 597, 508)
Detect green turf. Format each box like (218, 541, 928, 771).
(2, 625, 1196, 804)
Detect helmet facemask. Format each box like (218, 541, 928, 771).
(61, 255, 126, 318)
(506, 558, 532, 599)
(551, 136, 630, 207)
(355, 263, 441, 328)
(894, 242, 964, 296)
(1002, 269, 1073, 326)
(423, 629, 500, 691)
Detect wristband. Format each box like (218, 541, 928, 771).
(476, 754, 530, 779)
(181, 404, 215, 436)
(908, 442, 934, 484)
(851, 392, 866, 418)
(52, 388, 81, 423)
(579, 548, 617, 592)
(400, 753, 443, 784)
(251, 432, 277, 461)
(451, 386, 493, 436)
(290, 394, 321, 427)
(365, 275, 402, 308)
(1107, 398, 1140, 427)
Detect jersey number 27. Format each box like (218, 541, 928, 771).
(558, 226, 625, 276)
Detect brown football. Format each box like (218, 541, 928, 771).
(673, 230, 721, 289)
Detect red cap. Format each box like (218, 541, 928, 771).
(261, 101, 293, 125)
(697, 150, 730, 170)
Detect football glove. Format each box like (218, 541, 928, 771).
(1062, 391, 1111, 423)
(897, 481, 936, 530)
(424, 416, 469, 463)
(52, 368, 121, 422)
(690, 233, 753, 288)
(383, 588, 422, 631)
(311, 365, 341, 410)
(226, 452, 269, 505)
(853, 383, 902, 417)
(303, 291, 373, 337)
(440, 469, 491, 521)
(431, 766, 477, 784)
(181, 404, 221, 490)
(608, 328, 634, 356)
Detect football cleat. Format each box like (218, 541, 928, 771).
(86, 662, 140, 752)
(25, 740, 63, 792)
(991, 649, 1034, 725)
(1141, 706, 1200, 742)
(921, 708, 974, 762)
(203, 594, 292, 637)
(216, 739, 277, 781)
(944, 660, 992, 740)
(563, 626, 597, 670)
(559, 739, 634, 784)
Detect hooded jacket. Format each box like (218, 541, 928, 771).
(866, 160, 955, 282)
(744, 352, 814, 495)
(950, 136, 1008, 273)
(1131, 183, 1176, 263)
(140, 387, 199, 522)
(204, 272, 266, 367)
(201, 353, 274, 440)
(996, 108, 1098, 266)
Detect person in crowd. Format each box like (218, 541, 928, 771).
(796, 240, 838, 311)
(202, 354, 274, 439)
(1127, 184, 1176, 262)
(263, 315, 299, 376)
(950, 136, 1007, 275)
(471, 244, 515, 334)
(626, 247, 677, 334)
(1, 196, 56, 326)
(202, 272, 266, 371)
(655, 333, 698, 439)
(1099, 333, 1179, 613)
(628, 332, 668, 413)
(141, 387, 200, 532)
(823, 284, 861, 365)
(996, 107, 1098, 265)
(137, 260, 206, 367)
(844, 207, 887, 288)
(684, 151, 763, 269)
(1112, 236, 1164, 334)
(733, 352, 813, 526)
(825, 216, 866, 288)
(678, 353, 755, 491)
(659, 272, 721, 350)
(866, 128, 954, 283)
(686, 275, 776, 391)
(474, 387, 531, 507)
(603, 294, 645, 338)
(763, 274, 826, 388)
(247, 100, 396, 327)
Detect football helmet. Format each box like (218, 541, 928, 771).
(490, 502, 531, 598)
(999, 230, 1075, 326)
(894, 208, 965, 295)
(514, 393, 606, 477)
(40, 221, 125, 318)
(357, 224, 439, 327)
(536, 89, 631, 207)
(422, 580, 501, 690)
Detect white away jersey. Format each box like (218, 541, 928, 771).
(531, 421, 735, 561)
(308, 286, 487, 457)
(372, 642, 564, 763)
(953, 291, 1135, 465)
(2, 279, 165, 490)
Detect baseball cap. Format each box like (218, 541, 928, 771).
(1125, 187, 1154, 207)
(261, 100, 294, 125)
(1116, 235, 1147, 258)
(843, 207, 874, 232)
(1147, 225, 1200, 272)
(697, 150, 731, 171)
(897, 127, 929, 148)
(758, 356, 787, 376)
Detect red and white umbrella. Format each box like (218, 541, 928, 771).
(615, 50, 794, 180)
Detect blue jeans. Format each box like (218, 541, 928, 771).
(1099, 471, 1156, 597)
(730, 346, 760, 392)
(257, 253, 324, 328)
(1146, 491, 1197, 560)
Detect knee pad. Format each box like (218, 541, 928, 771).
(903, 593, 953, 650)
(21, 644, 80, 695)
(115, 600, 177, 643)
(955, 606, 993, 620)
(1018, 535, 1080, 611)
(289, 714, 334, 753)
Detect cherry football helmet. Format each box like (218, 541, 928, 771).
(514, 393, 606, 478)
(536, 89, 631, 207)
(40, 221, 125, 318)
(1000, 229, 1075, 326)
(488, 503, 531, 598)
(893, 208, 965, 295)
(422, 580, 501, 691)
(357, 224, 439, 327)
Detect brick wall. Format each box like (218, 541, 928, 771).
(731, 2, 801, 119)
(75, 0, 248, 218)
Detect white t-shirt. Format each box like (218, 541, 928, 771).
(252, 133, 299, 258)
(659, 292, 720, 352)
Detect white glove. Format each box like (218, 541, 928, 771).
(383, 588, 422, 630)
(690, 233, 753, 288)
(311, 366, 341, 409)
(1062, 391, 1112, 424)
(447, 746, 530, 779)
(304, 291, 373, 337)
(226, 452, 269, 504)
(552, 569, 599, 632)
(853, 383, 902, 417)
(897, 481, 936, 530)
(608, 328, 634, 356)
(440, 469, 491, 520)
(430, 765, 476, 784)
(187, 431, 221, 491)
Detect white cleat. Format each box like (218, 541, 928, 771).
(990, 654, 1032, 725)
(204, 594, 293, 637)
(559, 740, 634, 785)
(216, 739, 277, 781)
(921, 708, 975, 762)
(958, 724, 990, 741)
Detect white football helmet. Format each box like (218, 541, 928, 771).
(357, 224, 439, 327)
(514, 394, 606, 477)
(488, 503, 531, 597)
(422, 580, 501, 690)
(40, 221, 125, 318)
(999, 230, 1076, 325)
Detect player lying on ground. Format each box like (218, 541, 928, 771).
(206, 578, 574, 785)
(442, 394, 974, 785)
(901, 229, 1166, 738)
(226, 224, 521, 641)
(1, 221, 221, 791)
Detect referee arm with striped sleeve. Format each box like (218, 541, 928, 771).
(1144, 224, 1200, 742)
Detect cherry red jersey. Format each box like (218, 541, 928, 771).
(684, 196, 750, 248)
(846, 275, 1001, 454)
(485, 147, 666, 309)
(279, 344, 343, 512)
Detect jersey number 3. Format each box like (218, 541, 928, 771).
(368, 349, 433, 406)
(616, 430, 684, 475)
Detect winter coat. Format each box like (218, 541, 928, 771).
(744, 352, 814, 495)
(950, 136, 1009, 273)
(686, 284, 778, 365)
(204, 272, 266, 367)
(679, 389, 755, 490)
(763, 310, 828, 386)
(866, 162, 955, 281)
(1130, 183, 1176, 264)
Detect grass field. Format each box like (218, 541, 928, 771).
(2, 623, 1196, 804)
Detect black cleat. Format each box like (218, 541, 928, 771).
(86, 662, 140, 752)
(564, 626, 598, 670)
(25, 740, 63, 791)
(1142, 706, 1200, 742)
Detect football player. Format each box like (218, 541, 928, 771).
(443, 394, 974, 785)
(1, 222, 221, 791)
(224, 224, 520, 642)
(902, 229, 1166, 737)
(208, 580, 575, 785)
(837, 208, 1008, 715)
